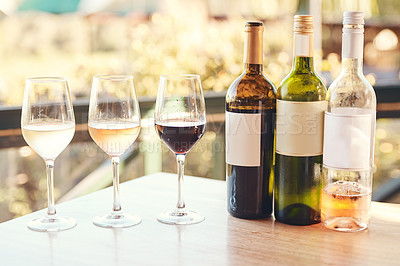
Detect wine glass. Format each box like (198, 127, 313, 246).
(88, 75, 141, 228)
(21, 77, 76, 232)
(154, 74, 206, 225)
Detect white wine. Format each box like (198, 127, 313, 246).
(274, 15, 327, 225)
(88, 122, 140, 157)
(22, 123, 75, 160)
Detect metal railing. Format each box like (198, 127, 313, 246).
(1, 87, 400, 201)
(0, 91, 226, 148)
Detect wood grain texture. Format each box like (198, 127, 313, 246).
(0, 172, 399, 266)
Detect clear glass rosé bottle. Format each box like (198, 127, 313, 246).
(321, 11, 376, 232)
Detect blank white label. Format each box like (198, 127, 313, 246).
(323, 108, 372, 170)
(225, 111, 261, 167)
(342, 32, 364, 59)
(295, 34, 313, 57)
(276, 100, 327, 156)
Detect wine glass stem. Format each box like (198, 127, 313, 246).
(45, 160, 56, 216)
(112, 157, 122, 213)
(175, 154, 186, 212)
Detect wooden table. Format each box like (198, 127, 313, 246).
(0, 173, 399, 265)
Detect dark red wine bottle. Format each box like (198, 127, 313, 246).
(225, 22, 277, 219)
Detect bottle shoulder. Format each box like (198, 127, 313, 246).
(327, 73, 376, 109)
(226, 71, 277, 109)
(277, 71, 327, 101)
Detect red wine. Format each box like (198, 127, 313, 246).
(225, 22, 276, 219)
(226, 108, 275, 218)
(155, 120, 205, 154)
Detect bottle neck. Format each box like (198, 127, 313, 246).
(244, 63, 263, 73)
(341, 58, 363, 75)
(293, 57, 314, 73)
(243, 26, 263, 72)
(292, 33, 314, 72)
(341, 25, 364, 75)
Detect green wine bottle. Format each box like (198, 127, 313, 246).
(274, 15, 327, 225)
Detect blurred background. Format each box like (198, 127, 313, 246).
(0, 0, 400, 222)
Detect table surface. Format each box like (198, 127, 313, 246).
(1, 172, 399, 266)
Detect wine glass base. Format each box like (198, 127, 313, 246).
(157, 210, 205, 225)
(27, 216, 77, 232)
(93, 213, 142, 228)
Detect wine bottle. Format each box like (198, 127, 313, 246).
(226, 22, 276, 219)
(321, 12, 376, 232)
(274, 15, 327, 225)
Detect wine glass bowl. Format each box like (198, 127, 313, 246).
(155, 121, 205, 155)
(21, 77, 76, 232)
(154, 74, 206, 225)
(88, 75, 141, 228)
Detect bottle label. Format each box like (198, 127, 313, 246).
(276, 100, 327, 156)
(342, 31, 364, 59)
(295, 34, 313, 57)
(225, 111, 261, 166)
(323, 108, 372, 170)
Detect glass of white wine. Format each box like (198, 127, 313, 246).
(88, 75, 141, 228)
(21, 77, 76, 232)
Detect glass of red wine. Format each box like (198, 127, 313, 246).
(154, 74, 206, 225)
